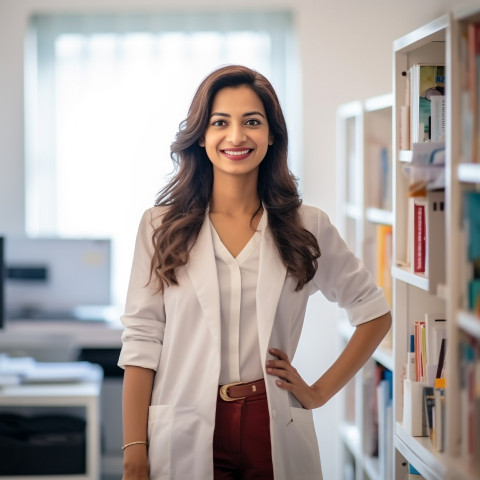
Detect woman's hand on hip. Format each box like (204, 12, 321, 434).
(266, 347, 321, 410)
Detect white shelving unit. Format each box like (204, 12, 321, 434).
(337, 94, 396, 480)
(391, 7, 480, 480)
(336, 7, 480, 480)
(392, 14, 449, 480)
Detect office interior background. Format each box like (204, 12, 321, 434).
(0, 0, 472, 479)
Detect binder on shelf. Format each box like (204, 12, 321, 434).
(404, 188, 446, 290)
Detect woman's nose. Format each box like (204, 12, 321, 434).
(227, 124, 246, 144)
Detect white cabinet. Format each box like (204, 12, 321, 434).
(336, 94, 396, 480)
(0, 363, 103, 480)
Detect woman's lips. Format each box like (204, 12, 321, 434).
(221, 148, 253, 161)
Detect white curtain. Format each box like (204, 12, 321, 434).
(25, 12, 295, 307)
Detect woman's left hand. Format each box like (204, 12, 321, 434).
(266, 347, 321, 410)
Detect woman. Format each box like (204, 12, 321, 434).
(118, 65, 391, 480)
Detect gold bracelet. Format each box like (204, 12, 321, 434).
(122, 440, 149, 451)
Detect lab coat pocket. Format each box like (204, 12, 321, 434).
(289, 406, 313, 423)
(287, 407, 322, 478)
(148, 404, 174, 480)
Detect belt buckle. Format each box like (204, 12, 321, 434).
(219, 381, 245, 402)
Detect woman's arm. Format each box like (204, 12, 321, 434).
(266, 311, 392, 410)
(122, 365, 155, 479)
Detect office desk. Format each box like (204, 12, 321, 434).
(0, 363, 103, 480)
(1, 319, 123, 349)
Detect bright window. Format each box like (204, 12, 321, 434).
(25, 12, 297, 306)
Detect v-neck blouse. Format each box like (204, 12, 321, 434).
(209, 213, 266, 384)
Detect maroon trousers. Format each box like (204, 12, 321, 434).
(213, 391, 274, 479)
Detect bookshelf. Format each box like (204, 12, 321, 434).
(336, 94, 395, 480)
(336, 7, 480, 480)
(391, 8, 480, 480)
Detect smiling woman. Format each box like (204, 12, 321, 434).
(118, 65, 391, 480)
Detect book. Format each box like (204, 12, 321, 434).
(377, 370, 393, 479)
(424, 313, 447, 385)
(409, 64, 446, 145)
(376, 224, 393, 306)
(426, 190, 446, 293)
(468, 22, 480, 163)
(433, 386, 445, 452)
(463, 191, 480, 310)
(423, 386, 435, 445)
(414, 199, 426, 273)
(430, 95, 446, 142)
(414, 321, 426, 382)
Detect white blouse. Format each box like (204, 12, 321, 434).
(209, 213, 267, 385)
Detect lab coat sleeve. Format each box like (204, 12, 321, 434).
(310, 208, 390, 327)
(118, 208, 166, 371)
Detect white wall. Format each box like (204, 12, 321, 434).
(0, 0, 470, 478)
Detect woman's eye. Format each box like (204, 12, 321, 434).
(246, 119, 260, 126)
(212, 120, 226, 127)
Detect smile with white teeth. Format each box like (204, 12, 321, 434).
(223, 149, 251, 156)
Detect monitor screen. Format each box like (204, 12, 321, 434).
(5, 237, 111, 320)
(0, 237, 4, 329)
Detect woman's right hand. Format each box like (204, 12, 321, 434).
(122, 445, 150, 480)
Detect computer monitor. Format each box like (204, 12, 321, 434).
(0, 237, 5, 329)
(5, 236, 111, 320)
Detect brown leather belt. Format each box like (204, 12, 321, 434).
(218, 379, 266, 402)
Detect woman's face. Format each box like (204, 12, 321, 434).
(199, 85, 273, 180)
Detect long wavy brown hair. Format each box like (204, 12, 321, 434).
(150, 65, 320, 292)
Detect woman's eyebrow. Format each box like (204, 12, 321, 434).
(210, 111, 266, 118)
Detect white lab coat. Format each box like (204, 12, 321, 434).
(118, 204, 389, 480)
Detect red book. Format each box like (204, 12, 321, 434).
(414, 201, 426, 273)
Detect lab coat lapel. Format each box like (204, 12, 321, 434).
(257, 216, 287, 357)
(185, 215, 221, 349)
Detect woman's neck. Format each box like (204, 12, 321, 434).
(210, 173, 260, 216)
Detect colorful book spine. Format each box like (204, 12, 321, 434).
(463, 191, 480, 312)
(414, 201, 426, 273)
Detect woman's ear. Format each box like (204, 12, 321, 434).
(268, 134, 274, 146)
(199, 137, 205, 147)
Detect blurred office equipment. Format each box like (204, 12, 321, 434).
(4, 237, 111, 321)
(0, 236, 4, 329)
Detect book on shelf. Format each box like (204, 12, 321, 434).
(367, 143, 392, 211)
(459, 334, 480, 473)
(407, 463, 425, 479)
(413, 198, 426, 273)
(430, 95, 445, 143)
(404, 187, 446, 289)
(376, 224, 393, 305)
(463, 191, 480, 313)
(433, 381, 446, 452)
(426, 189, 446, 294)
(465, 22, 480, 163)
(423, 386, 435, 444)
(377, 368, 393, 479)
(408, 64, 446, 146)
(412, 313, 446, 386)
